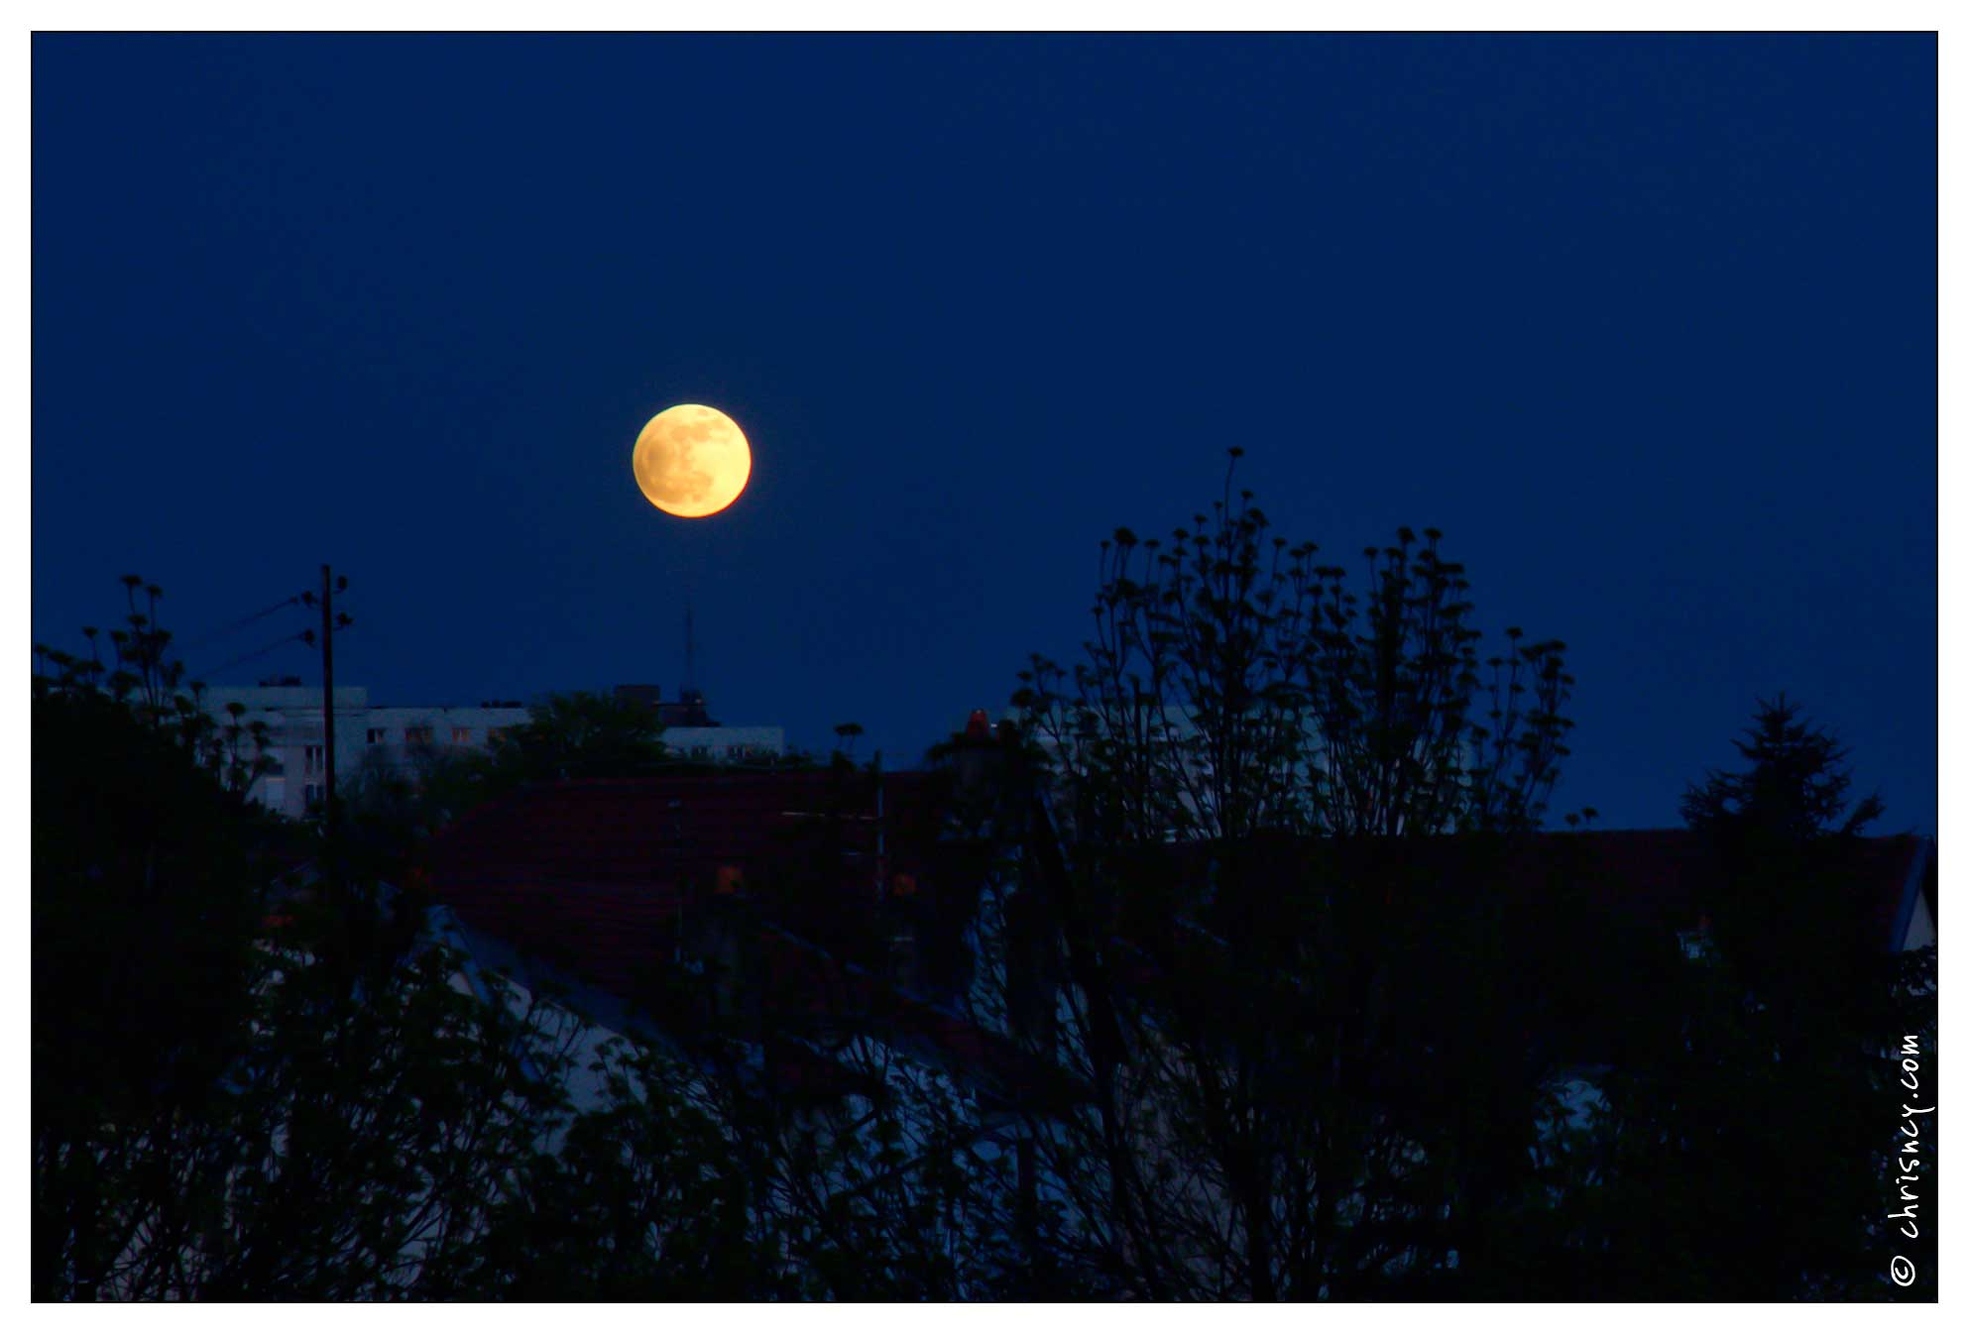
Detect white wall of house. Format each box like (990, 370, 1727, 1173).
(1903, 895, 1936, 952)
(1895, 840, 1937, 954)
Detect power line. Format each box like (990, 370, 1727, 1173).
(190, 617, 360, 686)
(179, 594, 305, 654)
(191, 621, 355, 686)
(191, 631, 310, 684)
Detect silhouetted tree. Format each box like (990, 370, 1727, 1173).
(1545, 697, 1935, 1300)
(34, 575, 278, 801)
(484, 690, 670, 781)
(33, 587, 598, 1298)
(1003, 453, 1579, 1297)
(33, 681, 269, 1297)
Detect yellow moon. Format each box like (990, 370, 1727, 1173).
(631, 404, 752, 518)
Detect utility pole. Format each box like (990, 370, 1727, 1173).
(321, 563, 338, 838)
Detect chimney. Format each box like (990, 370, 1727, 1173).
(952, 708, 1004, 798)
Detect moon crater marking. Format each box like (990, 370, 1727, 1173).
(632, 404, 752, 518)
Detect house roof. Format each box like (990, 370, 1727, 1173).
(431, 781, 1935, 985)
(423, 771, 1085, 1107)
(1522, 828, 1933, 951)
(425, 771, 947, 996)
(1152, 827, 1935, 952)
(426, 775, 1932, 1109)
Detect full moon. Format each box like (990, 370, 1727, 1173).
(631, 403, 752, 518)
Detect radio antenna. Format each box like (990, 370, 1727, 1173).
(683, 600, 697, 698)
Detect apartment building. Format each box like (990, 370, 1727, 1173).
(205, 679, 787, 819)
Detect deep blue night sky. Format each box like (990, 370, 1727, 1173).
(32, 33, 1936, 833)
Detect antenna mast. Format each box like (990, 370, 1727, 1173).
(683, 600, 697, 697)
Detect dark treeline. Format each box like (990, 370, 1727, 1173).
(33, 466, 1935, 1300)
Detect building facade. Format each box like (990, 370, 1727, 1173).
(205, 681, 787, 819)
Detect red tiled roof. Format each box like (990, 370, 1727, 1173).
(436, 770, 940, 874)
(426, 771, 1085, 1108)
(426, 771, 944, 1000)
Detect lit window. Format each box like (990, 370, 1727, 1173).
(452, 726, 471, 745)
(485, 727, 505, 747)
(404, 725, 434, 746)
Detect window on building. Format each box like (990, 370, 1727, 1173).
(404, 725, 434, 746)
(366, 728, 387, 745)
(303, 783, 324, 810)
(303, 744, 325, 774)
(452, 726, 472, 745)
